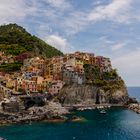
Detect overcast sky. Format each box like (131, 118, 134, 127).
(0, 0, 140, 86)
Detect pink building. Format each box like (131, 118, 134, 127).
(48, 80, 65, 95)
(95, 56, 112, 72)
(22, 80, 37, 92)
(0, 51, 4, 56)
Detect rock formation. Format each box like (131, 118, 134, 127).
(58, 84, 128, 106)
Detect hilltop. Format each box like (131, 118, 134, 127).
(0, 23, 63, 58)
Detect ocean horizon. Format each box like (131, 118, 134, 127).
(127, 87, 140, 102)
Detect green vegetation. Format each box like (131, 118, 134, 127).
(0, 44, 26, 55)
(102, 69, 118, 80)
(84, 64, 124, 91)
(83, 64, 101, 83)
(102, 79, 125, 91)
(0, 62, 23, 72)
(0, 23, 63, 57)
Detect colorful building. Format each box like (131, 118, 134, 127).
(48, 80, 65, 95)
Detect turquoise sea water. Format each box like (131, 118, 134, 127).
(128, 87, 140, 102)
(0, 87, 140, 140)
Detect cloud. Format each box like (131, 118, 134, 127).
(0, 0, 63, 22)
(111, 43, 126, 51)
(88, 0, 132, 23)
(112, 49, 140, 86)
(0, 0, 41, 24)
(62, 0, 133, 35)
(46, 0, 71, 10)
(0, 0, 27, 23)
(94, 1, 102, 6)
(45, 35, 71, 53)
(62, 11, 88, 35)
(0, 0, 138, 36)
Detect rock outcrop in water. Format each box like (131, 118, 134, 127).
(128, 103, 140, 114)
(58, 84, 128, 106)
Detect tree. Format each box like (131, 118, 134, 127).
(84, 64, 101, 83)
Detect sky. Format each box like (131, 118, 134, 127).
(0, 0, 140, 86)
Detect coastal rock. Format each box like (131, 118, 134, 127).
(0, 101, 69, 125)
(127, 97, 138, 104)
(26, 101, 69, 116)
(68, 116, 85, 122)
(58, 84, 128, 106)
(128, 103, 140, 114)
(106, 87, 128, 104)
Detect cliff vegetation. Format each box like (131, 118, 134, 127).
(83, 64, 125, 92)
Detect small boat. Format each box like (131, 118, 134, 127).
(0, 137, 6, 140)
(97, 106, 104, 109)
(99, 110, 107, 114)
(29, 119, 32, 125)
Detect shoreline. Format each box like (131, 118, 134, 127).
(63, 104, 125, 111)
(0, 112, 85, 126)
(0, 104, 128, 126)
(128, 103, 140, 114)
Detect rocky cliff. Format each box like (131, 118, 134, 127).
(58, 84, 128, 106)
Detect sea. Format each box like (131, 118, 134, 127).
(0, 87, 140, 140)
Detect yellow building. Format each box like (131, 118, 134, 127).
(31, 76, 44, 84)
(75, 58, 84, 70)
(45, 63, 53, 77)
(6, 79, 15, 89)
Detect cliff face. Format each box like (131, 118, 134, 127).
(58, 84, 128, 106)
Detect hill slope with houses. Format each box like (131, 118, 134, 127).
(0, 24, 63, 72)
(0, 51, 128, 105)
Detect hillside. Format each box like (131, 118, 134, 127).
(0, 23, 63, 58)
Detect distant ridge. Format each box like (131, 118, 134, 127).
(0, 23, 63, 58)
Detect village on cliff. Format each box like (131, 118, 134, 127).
(0, 50, 114, 123)
(0, 51, 112, 96)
